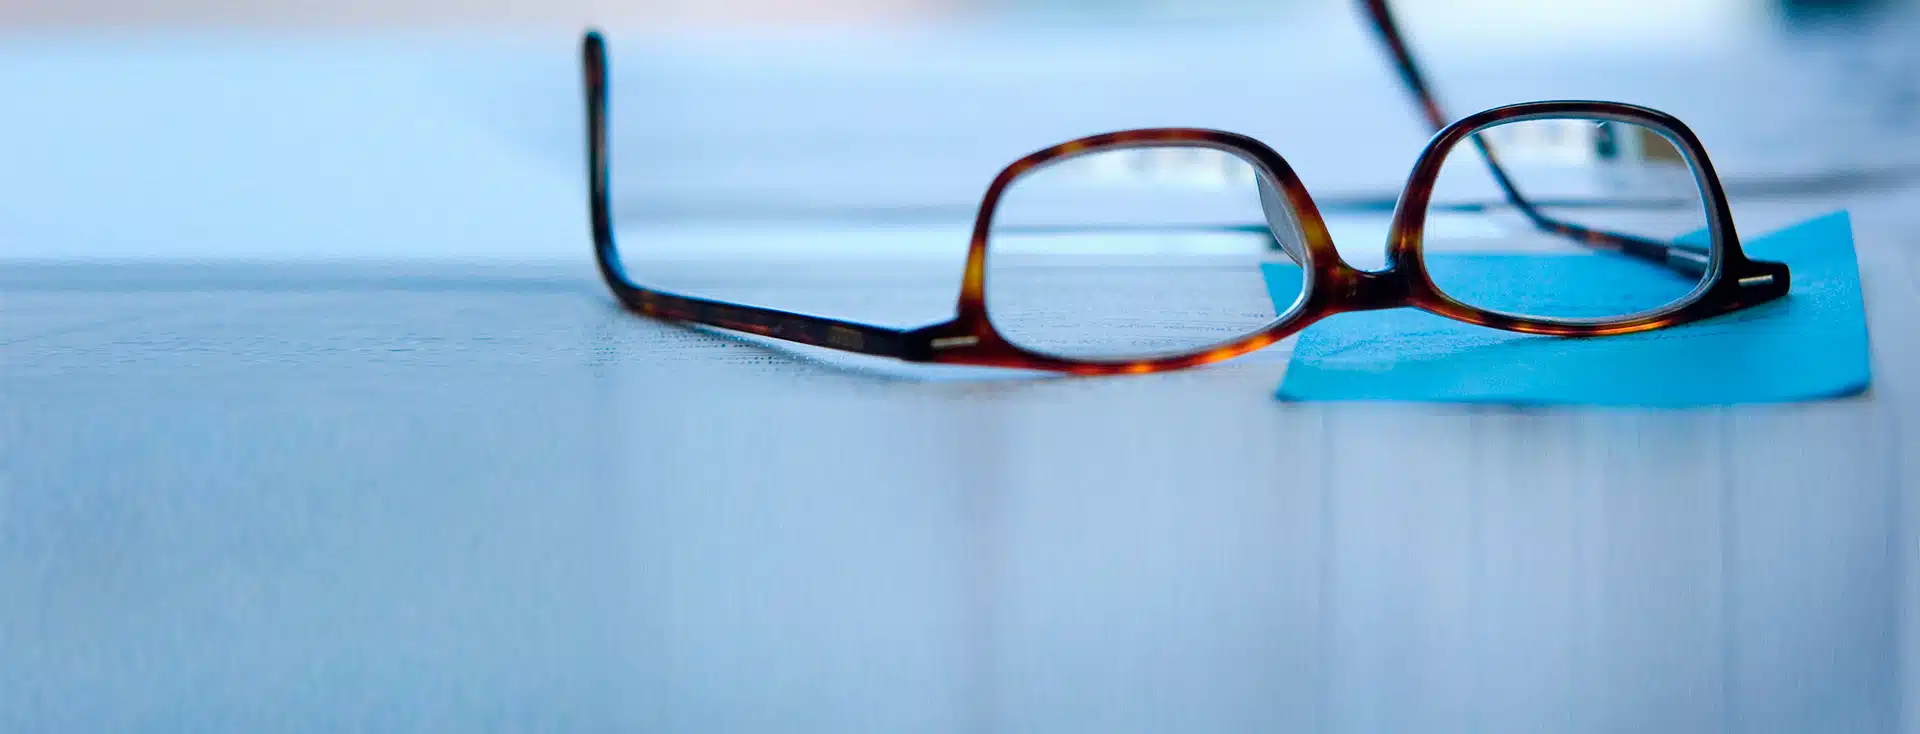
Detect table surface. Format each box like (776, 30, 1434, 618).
(5, 22, 1920, 732)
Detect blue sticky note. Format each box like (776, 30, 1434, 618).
(1264, 211, 1871, 406)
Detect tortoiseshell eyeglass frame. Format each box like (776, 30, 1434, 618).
(582, 5, 1791, 376)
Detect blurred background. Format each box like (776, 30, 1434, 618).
(4, 0, 1917, 263)
(4, 0, 1915, 29)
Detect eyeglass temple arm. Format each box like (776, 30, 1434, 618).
(1357, 0, 1708, 277)
(583, 30, 928, 360)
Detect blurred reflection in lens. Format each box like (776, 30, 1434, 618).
(1423, 117, 1713, 321)
(985, 145, 1308, 362)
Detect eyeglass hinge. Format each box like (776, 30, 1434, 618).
(930, 335, 980, 350)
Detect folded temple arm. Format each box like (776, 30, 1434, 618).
(1357, 0, 1710, 279)
(583, 30, 923, 360)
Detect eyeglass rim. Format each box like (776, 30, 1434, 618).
(920, 101, 1789, 373)
(1388, 104, 1733, 329)
(969, 132, 1325, 367)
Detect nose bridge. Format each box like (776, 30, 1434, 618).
(1329, 263, 1412, 311)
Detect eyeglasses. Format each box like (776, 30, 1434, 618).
(580, 0, 1791, 375)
